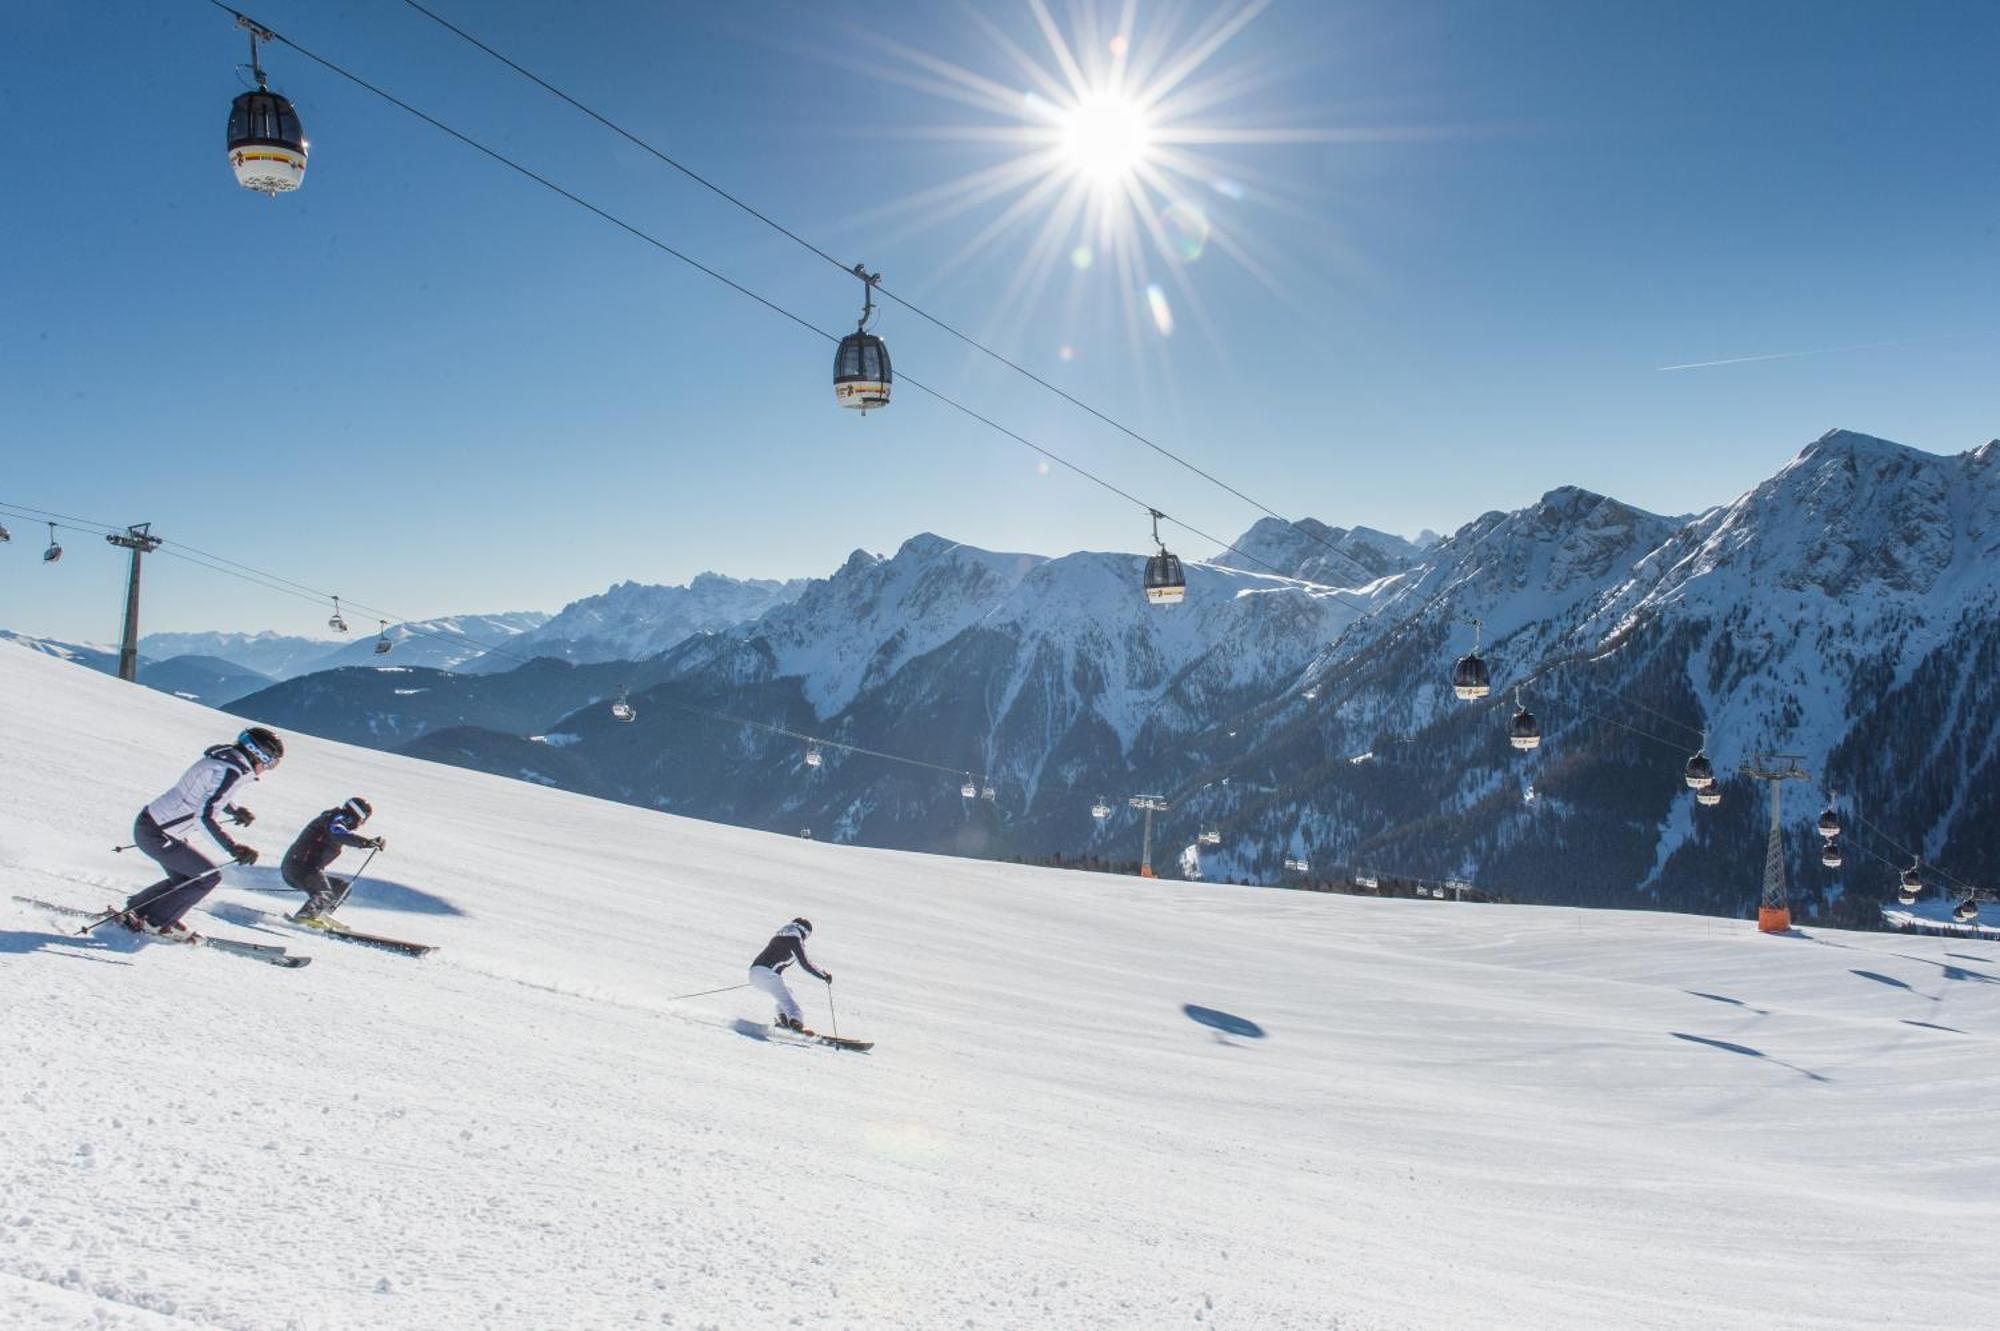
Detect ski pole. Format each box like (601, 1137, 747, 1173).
(112, 842, 139, 853)
(661, 982, 750, 1003)
(335, 847, 381, 908)
(826, 978, 839, 1039)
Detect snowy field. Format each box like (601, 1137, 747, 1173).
(2, 643, 1996, 1331)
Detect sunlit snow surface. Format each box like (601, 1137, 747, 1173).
(1, 643, 1995, 1329)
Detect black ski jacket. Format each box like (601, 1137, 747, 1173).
(284, 807, 374, 877)
(750, 927, 828, 981)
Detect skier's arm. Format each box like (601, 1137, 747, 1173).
(328, 817, 374, 850)
(198, 768, 249, 855)
(792, 939, 831, 983)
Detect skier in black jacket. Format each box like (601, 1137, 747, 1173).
(748, 917, 830, 1033)
(121, 727, 283, 936)
(283, 797, 384, 922)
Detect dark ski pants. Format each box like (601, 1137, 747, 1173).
(281, 860, 348, 909)
(124, 811, 222, 929)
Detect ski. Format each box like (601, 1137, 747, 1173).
(286, 913, 435, 957)
(10, 896, 311, 968)
(765, 1024, 873, 1053)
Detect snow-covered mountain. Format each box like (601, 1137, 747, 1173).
(0, 631, 271, 705)
(151, 429, 2000, 925)
(137, 630, 342, 680)
(1214, 516, 1424, 585)
(7, 640, 1991, 1330)
(306, 611, 550, 672)
(465, 573, 806, 672)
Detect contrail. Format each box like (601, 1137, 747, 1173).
(1656, 335, 1953, 372)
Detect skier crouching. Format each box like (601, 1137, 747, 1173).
(120, 726, 284, 937)
(749, 917, 830, 1033)
(283, 797, 384, 922)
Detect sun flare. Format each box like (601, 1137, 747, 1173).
(1056, 91, 1153, 188)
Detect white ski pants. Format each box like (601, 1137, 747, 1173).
(748, 964, 803, 1023)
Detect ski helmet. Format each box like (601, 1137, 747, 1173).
(341, 796, 372, 825)
(791, 917, 813, 937)
(237, 727, 284, 770)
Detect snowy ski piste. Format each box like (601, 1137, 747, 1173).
(1, 644, 1994, 1330)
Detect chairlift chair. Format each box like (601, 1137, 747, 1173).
(960, 775, 977, 800)
(804, 743, 823, 768)
(0, 521, 11, 542)
(1451, 618, 1489, 700)
(610, 688, 635, 723)
(832, 264, 891, 411)
(372, 621, 392, 656)
(1143, 509, 1186, 605)
(227, 19, 308, 195)
(328, 596, 348, 634)
(42, 522, 62, 564)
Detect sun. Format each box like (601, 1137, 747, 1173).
(1056, 91, 1153, 188)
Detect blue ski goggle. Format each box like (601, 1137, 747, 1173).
(237, 731, 281, 770)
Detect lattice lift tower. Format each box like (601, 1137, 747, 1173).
(1741, 752, 1811, 933)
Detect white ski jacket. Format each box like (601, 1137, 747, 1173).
(144, 745, 256, 852)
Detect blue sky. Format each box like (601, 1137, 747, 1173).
(3, 0, 1995, 641)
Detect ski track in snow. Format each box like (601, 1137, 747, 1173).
(1, 643, 1996, 1330)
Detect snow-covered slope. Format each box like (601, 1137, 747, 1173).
(468, 573, 807, 671)
(2, 642, 1995, 1330)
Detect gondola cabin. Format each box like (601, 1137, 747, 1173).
(1451, 652, 1489, 701)
(1508, 705, 1540, 750)
(1143, 550, 1186, 605)
(1816, 806, 1842, 840)
(1820, 838, 1843, 869)
(1695, 787, 1722, 807)
(1683, 753, 1715, 789)
(1953, 897, 1980, 924)
(832, 331, 891, 411)
(228, 89, 307, 194)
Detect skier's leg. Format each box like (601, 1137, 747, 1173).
(125, 813, 217, 927)
(289, 867, 336, 920)
(747, 965, 804, 1027)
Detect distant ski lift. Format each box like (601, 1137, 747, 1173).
(1508, 689, 1540, 751)
(372, 621, 392, 656)
(1816, 804, 1842, 840)
(1090, 797, 1112, 821)
(227, 18, 308, 195)
(833, 264, 891, 412)
(1695, 787, 1722, 807)
(1356, 873, 1379, 890)
(1284, 857, 1310, 874)
(0, 521, 11, 542)
(960, 775, 977, 800)
(610, 687, 635, 723)
(799, 828, 813, 840)
(1303, 687, 1319, 701)
(1897, 889, 1918, 908)
(1952, 896, 1980, 924)
(980, 782, 997, 802)
(1683, 748, 1716, 790)
(1143, 509, 1186, 606)
(42, 522, 62, 564)
(1451, 617, 1489, 700)
(1900, 861, 1923, 894)
(328, 596, 348, 634)
(1820, 837, 1843, 869)
(1199, 827, 1221, 846)
(804, 743, 823, 768)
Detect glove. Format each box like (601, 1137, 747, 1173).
(369, 836, 388, 852)
(225, 806, 255, 828)
(822, 972, 833, 985)
(230, 844, 260, 866)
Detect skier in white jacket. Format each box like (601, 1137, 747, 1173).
(748, 918, 830, 1033)
(120, 727, 283, 937)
